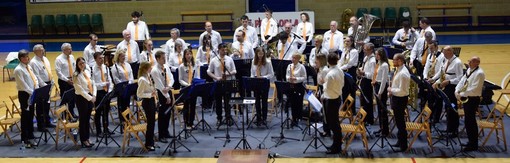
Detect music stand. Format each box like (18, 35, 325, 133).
(369, 93, 395, 152)
(32, 84, 55, 144)
(302, 91, 327, 153)
(271, 81, 300, 147)
(199, 65, 213, 82)
(112, 81, 129, 133)
(431, 89, 458, 150)
(176, 86, 199, 143)
(271, 59, 291, 82)
(243, 77, 270, 129)
(95, 91, 120, 150)
(214, 80, 241, 147)
(191, 82, 214, 135)
(162, 86, 191, 155)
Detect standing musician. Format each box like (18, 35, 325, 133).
(392, 21, 419, 50)
(410, 31, 434, 79)
(207, 43, 237, 126)
(165, 28, 188, 57)
(296, 12, 314, 44)
(357, 43, 376, 125)
(232, 30, 255, 59)
(83, 34, 101, 67)
(110, 49, 134, 126)
(196, 34, 216, 66)
(91, 52, 114, 137)
(432, 46, 463, 137)
(423, 41, 445, 123)
(29, 44, 55, 131)
(372, 48, 390, 136)
(260, 9, 278, 45)
(322, 21, 344, 54)
(179, 49, 199, 129)
(139, 39, 156, 66)
(322, 53, 344, 154)
(286, 53, 307, 126)
(73, 57, 96, 148)
(418, 17, 436, 40)
(55, 43, 77, 117)
(277, 22, 307, 60)
(250, 47, 274, 126)
(126, 11, 150, 51)
(233, 15, 258, 49)
(150, 50, 174, 143)
(313, 54, 330, 137)
(136, 62, 157, 151)
(199, 21, 222, 49)
(117, 29, 140, 79)
(348, 16, 370, 51)
(339, 36, 359, 79)
(308, 35, 327, 68)
(15, 50, 40, 148)
(455, 56, 484, 151)
(388, 53, 411, 152)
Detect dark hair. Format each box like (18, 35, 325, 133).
(420, 17, 429, 25)
(202, 34, 212, 50)
(265, 9, 273, 14)
(375, 48, 388, 65)
(183, 49, 195, 67)
(327, 52, 339, 65)
(240, 15, 249, 20)
(155, 50, 165, 60)
(218, 42, 227, 50)
(18, 49, 29, 60)
(300, 12, 309, 22)
(394, 53, 405, 62)
(93, 52, 102, 59)
(278, 31, 289, 41)
(346, 36, 355, 49)
(428, 40, 438, 47)
(253, 47, 266, 66)
(401, 21, 410, 28)
(88, 33, 97, 40)
(131, 11, 141, 18)
(74, 57, 86, 76)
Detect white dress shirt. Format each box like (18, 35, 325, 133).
(250, 59, 274, 80)
(196, 46, 217, 66)
(374, 62, 389, 95)
(30, 56, 52, 84)
(392, 28, 419, 50)
(296, 22, 314, 43)
(117, 40, 140, 64)
(83, 43, 101, 67)
(338, 48, 359, 71)
(150, 63, 173, 99)
(231, 41, 255, 59)
(73, 68, 97, 101)
(111, 62, 134, 84)
(233, 25, 259, 49)
(322, 30, 344, 53)
(126, 21, 150, 40)
(207, 55, 237, 81)
(317, 66, 329, 86)
(260, 18, 278, 42)
(55, 53, 75, 82)
(168, 51, 184, 72)
(199, 30, 222, 49)
(361, 54, 376, 80)
(455, 67, 485, 97)
(390, 65, 410, 97)
(322, 66, 344, 99)
(92, 63, 113, 92)
(423, 51, 445, 79)
(277, 34, 306, 60)
(139, 50, 157, 66)
(136, 75, 155, 99)
(14, 63, 39, 95)
(309, 46, 328, 68)
(165, 38, 188, 56)
(178, 63, 199, 87)
(419, 26, 436, 40)
(286, 63, 307, 83)
(433, 55, 463, 85)
(410, 37, 428, 64)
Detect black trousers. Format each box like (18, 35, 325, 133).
(117, 93, 130, 124)
(412, 60, 424, 79)
(444, 84, 459, 133)
(254, 90, 269, 121)
(215, 87, 231, 121)
(76, 95, 93, 142)
(58, 79, 75, 116)
(129, 62, 139, 79)
(343, 70, 357, 114)
(157, 91, 171, 138)
(429, 89, 443, 123)
(375, 83, 389, 135)
(142, 97, 155, 147)
(19, 91, 35, 142)
(288, 83, 304, 122)
(94, 90, 110, 134)
(392, 95, 408, 149)
(35, 91, 50, 130)
(325, 96, 343, 149)
(183, 96, 197, 127)
(464, 96, 480, 147)
(360, 78, 374, 124)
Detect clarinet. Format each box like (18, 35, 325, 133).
(150, 75, 160, 107)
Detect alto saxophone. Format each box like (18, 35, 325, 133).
(459, 81, 469, 103)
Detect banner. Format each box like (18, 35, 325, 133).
(245, 11, 315, 34)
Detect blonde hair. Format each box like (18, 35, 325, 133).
(315, 54, 327, 67)
(138, 61, 152, 78)
(314, 35, 323, 42)
(113, 49, 126, 63)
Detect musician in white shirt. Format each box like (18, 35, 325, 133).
(73, 57, 96, 148)
(277, 22, 307, 60)
(139, 39, 156, 66)
(423, 41, 445, 123)
(117, 29, 140, 78)
(286, 54, 307, 126)
(55, 43, 77, 117)
(410, 31, 434, 79)
(322, 21, 344, 53)
(321, 53, 344, 154)
(357, 43, 376, 125)
(309, 35, 327, 68)
(207, 43, 237, 125)
(126, 11, 150, 42)
(339, 36, 359, 78)
(29, 44, 53, 130)
(387, 53, 411, 151)
(348, 16, 370, 50)
(14, 50, 39, 148)
(232, 30, 255, 59)
(136, 62, 156, 151)
(372, 48, 390, 136)
(250, 48, 274, 125)
(314, 54, 331, 137)
(168, 41, 184, 73)
(165, 28, 188, 56)
(296, 12, 314, 43)
(110, 49, 134, 126)
(91, 52, 113, 137)
(199, 21, 222, 49)
(419, 17, 436, 40)
(260, 10, 278, 44)
(150, 51, 173, 142)
(392, 21, 419, 50)
(455, 56, 484, 151)
(179, 49, 199, 129)
(83, 34, 101, 67)
(233, 15, 258, 49)
(196, 34, 217, 66)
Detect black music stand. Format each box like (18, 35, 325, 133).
(369, 93, 396, 152)
(214, 79, 241, 147)
(432, 89, 459, 151)
(302, 91, 327, 153)
(192, 82, 214, 135)
(176, 86, 199, 143)
(162, 86, 191, 155)
(271, 81, 300, 147)
(271, 59, 291, 82)
(110, 81, 128, 133)
(243, 77, 270, 129)
(95, 91, 120, 150)
(234, 59, 252, 98)
(199, 65, 213, 82)
(32, 84, 55, 144)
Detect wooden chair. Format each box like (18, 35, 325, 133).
(266, 83, 278, 121)
(477, 92, 509, 151)
(340, 108, 369, 153)
(8, 95, 21, 116)
(50, 86, 61, 116)
(55, 105, 79, 150)
(0, 102, 21, 145)
(339, 95, 355, 123)
(170, 89, 186, 127)
(405, 106, 433, 152)
(121, 108, 147, 153)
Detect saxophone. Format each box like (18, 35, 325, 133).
(459, 81, 469, 103)
(353, 14, 379, 52)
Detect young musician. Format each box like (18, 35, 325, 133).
(286, 53, 307, 126)
(117, 29, 140, 78)
(55, 43, 77, 117)
(314, 54, 330, 137)
(339, 36, 359, 78)
(168, 41, 184, 72)
(392, 21, 418, 50)
(357, 43, 376, 125)
(73, 57, 96, 148)
(139, 39, 156, 66)
(322, 53, 344, 154)
(232, 30, 255, 59)
(372, 48, 390, 136)
(91, 52, 114, 137)
(207, 43, 237, 126)
(14, 50, 40, 148)
(150, 50, 174, 143)
(250, 47, 274, 125)
(455, 56, 484, 151)
(110, 49, 134, 125)
(296, 12, 314, 44)
(83, 34, 101, 67)
(418, 17, 436, 40)
(29, 44, 54, 131)
(196, 34, 216, 66)
(233, 15, 258, 49)
(179, 49, 199, 129)
(388, 53, 411, 151)
(127, 11, 150, 50)
(260, 9, 278, 45)
(136, 62, 156, 151)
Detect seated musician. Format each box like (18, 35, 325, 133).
(392, 21, 418, 50)
(179, 49, 199, 129)
(207, 43, 237, 126)
(250, 47, 274, 126)
(286, 53, 307, 126)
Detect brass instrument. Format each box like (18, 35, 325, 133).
(408, 65, 418, 109)
(353, 14, 379, 52)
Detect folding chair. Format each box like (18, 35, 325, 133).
(339, 95, 355, 123)
(121, 108, 147, 153)
(55, 105, 79, 150)
(0, 102, 21, 145)
(405, 106, 433, 152)
(340, 108, 369, 153)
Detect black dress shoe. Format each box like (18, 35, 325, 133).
(319, 132, 331, 137)
(146, 146, 156, 151)
(462, 146, 478, 152)
(391, 142, 401, 147)
(159, 138, 168, 143)
(325, 149, 341, 154)
(81, 142, 93, 148)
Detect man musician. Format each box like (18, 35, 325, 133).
(357, 43, 376, 125)
(388, 53, 411, 152)
(348, 16, 370, 52)
(150, 50, 174, 142)
(455, 56, 484, 151)
(410, 31, 434, 79)
(233, 15, 258, 49)
(260, 9, 278, 45)
(29, 44, 55, 131)
(423, 41, 445, 123)
(232, 30, 255, 59)
(91, 52, 114, 137)
(126, 11, 150, 51)
(276, 22, 306, 61)
(392, 21, 419, 50)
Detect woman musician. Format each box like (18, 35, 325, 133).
(372, 48, 390, 137)
(286, 53, 307, 126)
(179, 49, 199, 129)
(196, 34, 216, 66)
(73, 57, 96, 148)
(313, 54, 330, 137)
(250, 47, 274, 126)
(110, 49, 134, 128)
(136, 62, 156, 151)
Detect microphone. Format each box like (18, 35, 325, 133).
(291, 32, 303, 39)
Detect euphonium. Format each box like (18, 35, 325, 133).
(353, 14, 379, 52)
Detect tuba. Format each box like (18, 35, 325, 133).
(353, 14, 379, 52)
